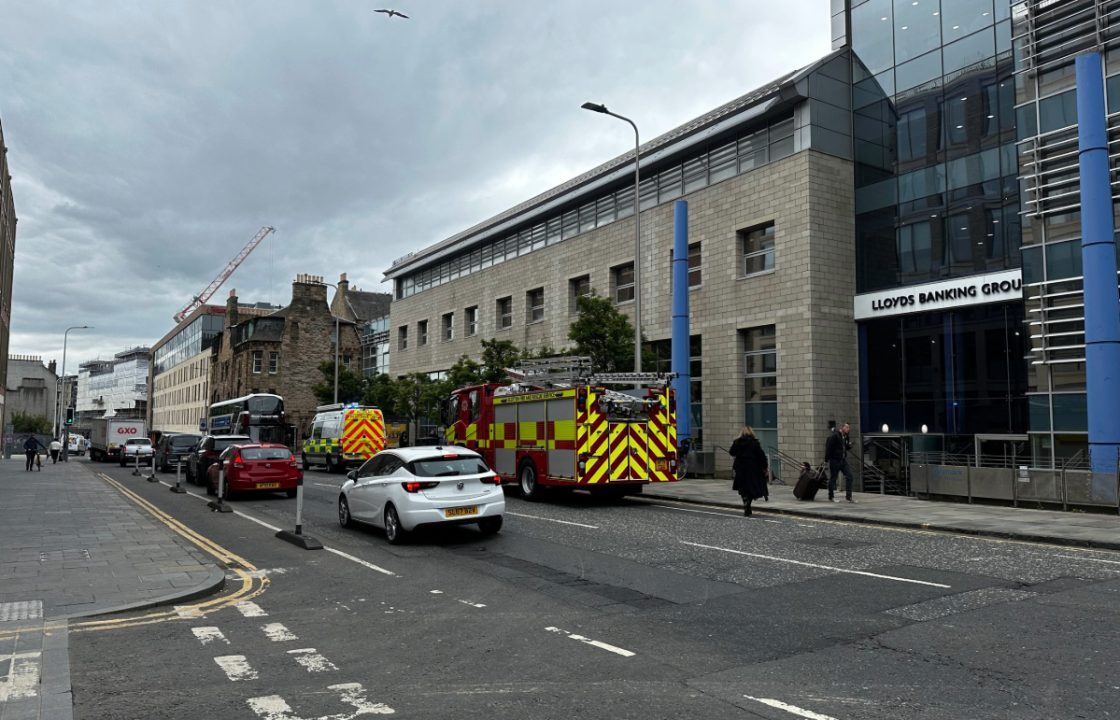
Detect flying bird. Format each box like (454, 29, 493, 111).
(374, 8, 409, 19)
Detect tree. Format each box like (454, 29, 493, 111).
(392, 372, 446, 429)
(446, 355, 484, 388)
(312, 361, 366, 405)
(568, 292, 636, 372)
(362, 373, 397, 414)
(11, 412, 51, 435)
(479, 338, 523, 382)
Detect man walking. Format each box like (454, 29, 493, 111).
(824, 422, 854, 503)
(23, 435, 44, 472)
(49, 437, 62, 464)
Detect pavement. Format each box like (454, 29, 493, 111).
(0, 456, 226, 720)
(644, 477, 1120, 550)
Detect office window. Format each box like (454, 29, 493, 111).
(268, 352, 279, 374)
(418, 320, 428, 346)
(252, 351, 262, 374)
(526, 288, 545, 323)
(569, 275, 591, 314)
(497, 297, 513, 330)
(740, 223, 776, 276)
(613, 263, 635, 304)
(442, 312, 454, 342)
(743, 325, 778, 456)
(399, 325, 409, 351)
(688, 242, 702, 287)
(465, 306, 478, 337)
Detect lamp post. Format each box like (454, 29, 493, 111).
(58, 325, 91, 461)
(321, 283, 342, 404)
(581, 101, 642, 373)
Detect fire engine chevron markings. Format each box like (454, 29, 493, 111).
(191, 626, 229, 645)
(288, 648, 338, 673)
(247, 683, 395, 719)
(214, 655, 258, 681)
(544, 626, 635, 657)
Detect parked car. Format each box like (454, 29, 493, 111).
(338, 446, 504, 544)
(155, 433, 202, 473)
(206, 443, 300, 499)
(185, 434, 251, 485)
(67, 434, 87, 456)
(119, 438, 154, 467)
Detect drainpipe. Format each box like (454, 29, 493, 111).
(671, 200, 692, 453)
(1075, 52, 1120, 473)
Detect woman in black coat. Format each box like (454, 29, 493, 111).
(729, 426, 769, 517)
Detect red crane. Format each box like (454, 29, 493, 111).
(174, 226, 275, 323)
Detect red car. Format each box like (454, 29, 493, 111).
(207, 443, 301, 499)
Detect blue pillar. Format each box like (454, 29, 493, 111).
(671, 200, 692, 447)
(1076, 52, 1120, 473)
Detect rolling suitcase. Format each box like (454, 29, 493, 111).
(793, 464, 827, 501)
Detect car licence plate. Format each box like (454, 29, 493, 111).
(444, 506, 478, 518)
(256, 482, 280, 489)
(655, 458, 669, 472)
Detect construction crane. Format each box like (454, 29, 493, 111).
(173, 226, 275, 323)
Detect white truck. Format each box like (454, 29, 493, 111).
(89, 418, 147, 462)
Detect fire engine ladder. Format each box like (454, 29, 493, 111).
(506, 356, 593, 385)
(590, 372, 676, 385)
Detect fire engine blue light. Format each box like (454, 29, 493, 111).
(1076, 52, 1120, 473)
(671, 200, 692, 446)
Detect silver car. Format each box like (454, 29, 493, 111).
(338, 446, 504, 544)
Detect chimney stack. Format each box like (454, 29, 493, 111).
(226, 287, 240, 328)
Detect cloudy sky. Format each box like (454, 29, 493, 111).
(1, 0, 830, 369)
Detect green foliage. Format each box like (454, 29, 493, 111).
(392, 372, 446, 424)
(11, 411, 51, 435)
(446, 355, 484, 388)
(362, 373, 398, 413)
(312, 361, 366, 405)
(479, 338, 523, 382)
(568, 292, 636, 372)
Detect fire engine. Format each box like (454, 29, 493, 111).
(444, 357, 680, 499)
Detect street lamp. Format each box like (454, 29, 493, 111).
(321, 282, 342, 404)
(582, 101, 642, 373)
(58, 325, 91, 461)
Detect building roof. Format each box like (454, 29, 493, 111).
(345, 290, 391, 323)
(384, 48, 844, 280)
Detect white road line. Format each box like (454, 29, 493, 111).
(191, 627, 229, 645)
(246, 695, 299, 720)
(1055, 554, 1120, 566)
(329, 682, 396, 715)
(214, 655, 258, 681)
(0, 650, 41, 702)
(325, 547, 397, 577)
(651, 503, 785, 524)
(544, 626, 635, 658)
(743, 696, 838, 720)
(457, 599, 486, 608)
(506, 511, 599, 529)
(287, 648, 338, 673)
(311, 482, 340, 489)
(262, 623, 298, 642)
(175, 606, 203, 619)
(681, 540, 952, 589)
(235, 601, 268, 618)
(233, 509, 283, 532)
(429, 590, 444, 594)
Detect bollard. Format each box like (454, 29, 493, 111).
(145, 452, 158, 482)
(170, 458, 186, 494)
(132, 452, 141, 477)
(207, 463, 233, 513)
(276, 473, 322, 550)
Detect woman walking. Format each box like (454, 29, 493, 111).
(729, 426, 769, 517)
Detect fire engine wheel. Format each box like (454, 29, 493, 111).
(518, 462, 540, 500)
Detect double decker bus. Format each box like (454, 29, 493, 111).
(207, 393, 288, 444)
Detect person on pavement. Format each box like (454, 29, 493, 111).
(23, 435, 44, 471)
(729, 426, 769, 517)
(825, 422, 854, 503)
(49, 438, 62, 464)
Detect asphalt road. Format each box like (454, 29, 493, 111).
(69, 460, 1120, 720)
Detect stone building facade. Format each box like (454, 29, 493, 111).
(5, 355, 57, 426)
(0, 119, 17, 431)
(328, 273, 392, 378)
(384, 51, 858, 476)
(208, 275, 361, 446)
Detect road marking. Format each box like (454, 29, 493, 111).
(329, 682, 396, 715)
(0, 601, 42, 622)
(457, 599, 486, 608)
(246, 695, 299, 720)
(429, 590, 443, 594)
(0, 650, 41, 701)
(325, 547, 397, 577)
(544, 626, 635, 657)
(236, 601, 268, 618)
(743, 696, 837, 720)
(191, 627, 229, 645)
(680, 541, 952, 588)
(650, 504, 736, 518)
(176, 606, 204, 619)
(233, 509, 283, 532)
(288, 648, 338, 673)
(506, 511, 599, 529)
(311, 482, 340, 489)
(262, 623, 298, 642)
(1054, 554, 1120, 566)
(214, 655, 258, 681)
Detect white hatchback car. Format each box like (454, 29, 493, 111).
(338, 446, 504, 544)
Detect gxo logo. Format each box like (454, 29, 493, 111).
(116, 427, 139, 435)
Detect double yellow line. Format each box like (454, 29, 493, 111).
(4, 473, 271, 637)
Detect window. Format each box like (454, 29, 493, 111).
(743, 325, 778, 456)
(687, 242, 702, 287)
(569, 275, 591, 314)
(612, 263, 635, 304)
(398, 325, 408, 351)
(417, 320, 428, 346)
(442, 312, 454, 342)
(465, 306, 478, 337)
(497, 297, 513, 330)
(526, 288, 545, 323)
(740, 223, 776, 276)
(252, 351, 262, 374)
(268, 352, 279, 374)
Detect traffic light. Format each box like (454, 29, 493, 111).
(65, 407, 74, 426)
